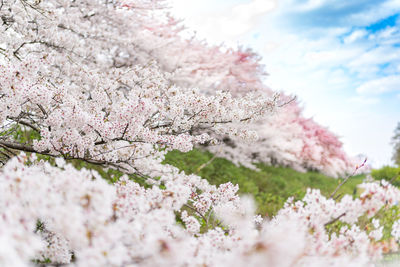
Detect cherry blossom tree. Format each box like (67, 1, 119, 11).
(0, 1, 394, 266)
(0, 0, 275, 173)
(130, 9, 355, 177)
(1, 153, 399, 266)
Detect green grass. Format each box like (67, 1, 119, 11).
(371, 165, 400, 187)
(4, 126, 366, 216)
(6, 121, 366, 217)
(164, 149, 366, 216)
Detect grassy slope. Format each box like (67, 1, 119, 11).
(6, 127, 366, 216)
(35, 147, 366, 217)
(164, 149, 366, 216)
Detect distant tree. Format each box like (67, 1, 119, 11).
(392, 122, 400, 165)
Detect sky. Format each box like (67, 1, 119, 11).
(169, 0, 400, 167)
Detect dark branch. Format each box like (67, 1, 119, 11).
(324, 212, 346, 227)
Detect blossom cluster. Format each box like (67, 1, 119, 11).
(2, 0, 356, 176)
(207, 101, 358, 177)
(0, 154, 399, 266)
(2, 58, 274, 165)
(0, 0, 277, 174)
(99, 3, 355, 176)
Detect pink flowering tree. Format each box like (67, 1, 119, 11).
(0, 0, 275, 173)
(132, 11, 355, 177)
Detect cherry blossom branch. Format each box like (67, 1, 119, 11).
(184, 203, 209, 230)
(324, 212, 346, 227)
(0, 140, 127, 170)
(329, 158, 367, 199)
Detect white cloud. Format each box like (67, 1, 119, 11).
(169, 0, 276, 45)
(304, 47, 362, 67)
(291, 0, 327, 11)
(212, 0, 276, 38)
(346, 46, 400, 78)
(263, 42, 279, 53)
(346, 0, 400, 26)
(232, 0, 276, 19)
(356, 75, 400, 95)
(348, 96, 380, 105)
(343, 29, 368, 44)
(378, 27, 398, 39)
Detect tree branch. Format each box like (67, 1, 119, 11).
(324, 212, 346, 227)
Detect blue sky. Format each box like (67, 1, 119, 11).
(170, 0, 400, 167)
